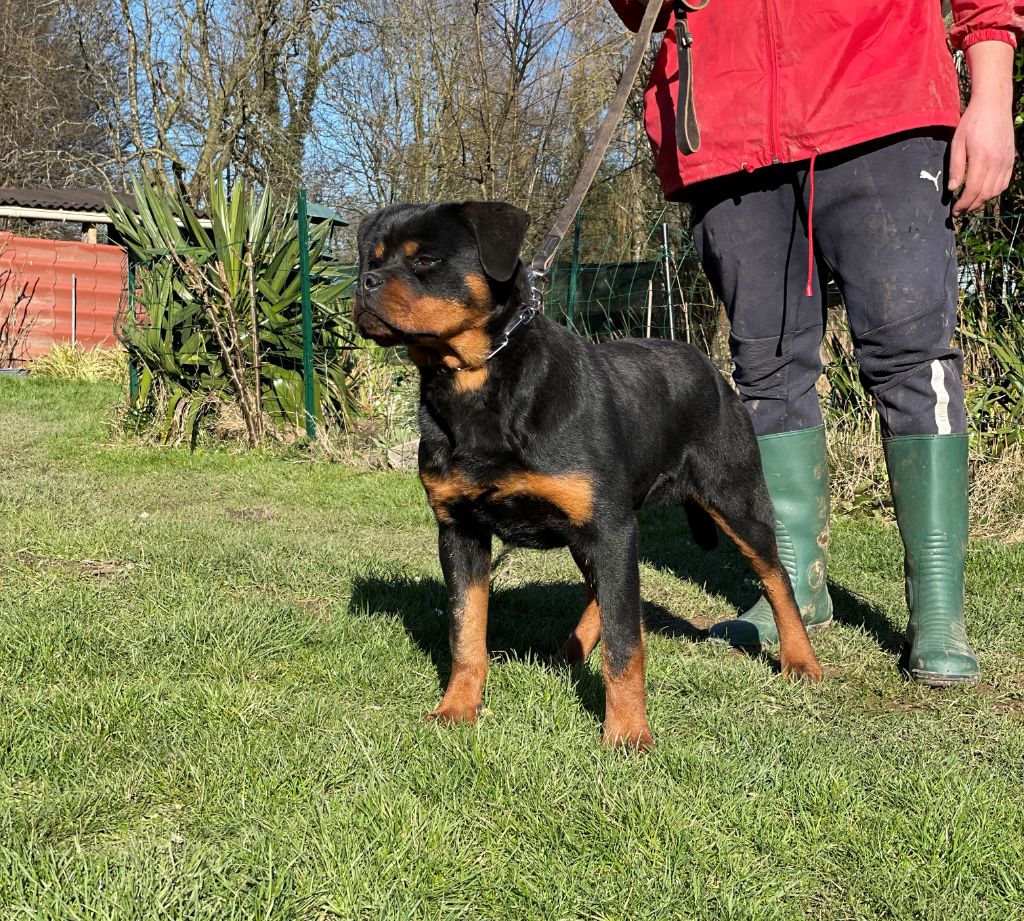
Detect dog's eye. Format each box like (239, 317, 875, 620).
(413, 254, 440, 269)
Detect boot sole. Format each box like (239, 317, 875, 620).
(909, 669, 981, 689)
(899, 644, 981, 687)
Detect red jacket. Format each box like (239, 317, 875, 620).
(609, 0, 1023, 197)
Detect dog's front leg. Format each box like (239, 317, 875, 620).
(590, 519, 654, 752)
(428, 523, 493, 724)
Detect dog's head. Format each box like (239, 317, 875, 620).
(353, 201, 530, 368)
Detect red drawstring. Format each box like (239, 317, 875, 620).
(804, 148, 819, 297)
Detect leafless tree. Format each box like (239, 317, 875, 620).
(317, 0, 665, 246)
(0, 0, 113, 188)
(74, 0, 357, 202)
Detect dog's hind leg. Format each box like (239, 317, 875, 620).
(588, 519, 654, 751)
(693, 491, 822, 681)
(684, 499, 719, 551)
(554, 546, 603, 665)
(428, 523, 493, 724)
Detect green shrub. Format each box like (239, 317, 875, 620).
(110, 175, 355, 447)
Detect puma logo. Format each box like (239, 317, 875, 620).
(919, 169, 942, 192)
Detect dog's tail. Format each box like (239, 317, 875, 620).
(684, 500, 719, 551)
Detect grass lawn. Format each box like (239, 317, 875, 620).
(1, 376, 1022, 920)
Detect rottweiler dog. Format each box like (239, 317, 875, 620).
(354, 201, 822, 750)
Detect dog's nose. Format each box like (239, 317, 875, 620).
(361, 272, 384, 291)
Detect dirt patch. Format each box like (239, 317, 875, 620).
(855, 680, 1024, 718)
(14, 552, 134, 578)
(225, 506, 278, 523)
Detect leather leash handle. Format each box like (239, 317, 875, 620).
(674, 0, 707, 155)
(530, 0, 665, 278)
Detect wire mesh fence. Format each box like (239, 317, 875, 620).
(538, 211, 729, 367)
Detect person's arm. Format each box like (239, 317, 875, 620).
(947, 1, 1023, 212)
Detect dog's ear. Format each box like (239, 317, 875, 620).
(458, 201, 531, 283)
(356, 211, 379, 261)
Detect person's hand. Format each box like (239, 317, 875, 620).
(949, 40, 1017, 214)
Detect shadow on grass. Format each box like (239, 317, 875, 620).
(350, 507, 906, 722)
(828, 582, 905, 655)
(639, 504, 905, 656)
(351, 571, 746, 722)
(350, 573, 603, 721)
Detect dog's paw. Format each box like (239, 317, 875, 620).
(781, 656, 823, 683)
(424, 701, 482, 725)
(602, 724, 655, 753)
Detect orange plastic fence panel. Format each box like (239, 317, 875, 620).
(0, 232, 127, 362)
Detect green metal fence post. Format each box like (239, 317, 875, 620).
(126, 260, 139, 405)
(566, 209, 582, 332)
(297, 189, 317, 440)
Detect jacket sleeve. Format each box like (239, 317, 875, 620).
(948, 0, 1024, 49)
(608, 0, 673, 34)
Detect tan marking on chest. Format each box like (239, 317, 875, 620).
(602, 646, 652, 751)
(420, 470, 477, 524)
(420, 469, 594, 526)
(491, 472, 594, 525)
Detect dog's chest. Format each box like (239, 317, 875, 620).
(418, 460, 594, 548)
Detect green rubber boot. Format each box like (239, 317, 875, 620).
(883, 434, 980, 687)
(709, 425, 833, 650)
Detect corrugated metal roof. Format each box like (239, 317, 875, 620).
(0, 186, 135, 214)
(305, 202, 348, 226)
(0, 186, 347, 225)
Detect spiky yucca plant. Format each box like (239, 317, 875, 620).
(110, 175, 354, 447)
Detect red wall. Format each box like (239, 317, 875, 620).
(0, 232, 127, 363)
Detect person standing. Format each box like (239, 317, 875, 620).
(609, 0, 1022, 684)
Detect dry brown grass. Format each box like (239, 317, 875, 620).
(31, 343, 128, 383)
(826, 414, 1024, 542)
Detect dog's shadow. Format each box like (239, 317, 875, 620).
(639, 505, 905, 655)
(350, 573, 605, 720)
(350, 507, 903, 724)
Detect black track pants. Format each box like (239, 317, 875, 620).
(690, 131, 966, 438)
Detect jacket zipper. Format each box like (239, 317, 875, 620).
(762, 0, 782, 163)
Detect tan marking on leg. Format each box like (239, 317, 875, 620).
(402, 240, 420, 256)
(698, 501, 822, 681)
(558, 548, 602, 663)
(430, 579, 490, 724)
(562, 595, 601, 665)
(602, 646, 653, 751)
(491, 472, 594, 525)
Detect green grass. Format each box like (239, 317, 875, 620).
(1, 376, 1022, 920)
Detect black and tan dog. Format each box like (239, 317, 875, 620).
(354, 201, 822, 750)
